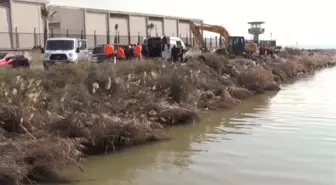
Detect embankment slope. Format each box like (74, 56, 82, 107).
(0, 50, 335, 185)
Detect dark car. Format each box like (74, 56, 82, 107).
(0, 52, 30, 68)
(91, 45, 111, 63)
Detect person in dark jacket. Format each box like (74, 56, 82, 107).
(171, 45, 179, 62)
(259, 45, 265, 55)
(178, 46, 183, 61)
(126, 45, 133, 60)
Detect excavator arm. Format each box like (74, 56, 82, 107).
(190, 23, 209, 52)
(190, 22, 231, 52)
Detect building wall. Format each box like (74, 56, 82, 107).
(148, 18, 163, 37)
(129, 15, 146, 44)
(48, 22, 61, 35)
(164, 18, 177, 37)
(178, 21, 190, 38)
(1, 2, 203, 50)
(109, 14, 128, 45)
(178, 20, 191, 44)
(11, 0, 43, 48)
(0, 3, 11, 49)
(0, 2, 9, 33)
(85, 11, 108, 48)
(49, 6, 84, 36)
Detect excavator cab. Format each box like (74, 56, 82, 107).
(228, 36, 245, 55)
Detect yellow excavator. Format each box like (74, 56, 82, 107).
(190, 22, 257, 55)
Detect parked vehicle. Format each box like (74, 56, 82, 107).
(0, 52, 30, 68)
(91, 44, 112, 63)
(41, 37, 89, 70)
(142, 36, 189, 61)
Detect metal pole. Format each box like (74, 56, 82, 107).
(37, 0, 41, 46)
(155, 26, 157, 36)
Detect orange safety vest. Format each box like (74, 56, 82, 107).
(134, 45, 142, 57)
(104, 44, 114, 55)
(117, 47, 125, 59)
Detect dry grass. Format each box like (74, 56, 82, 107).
(238, 66, 274, 92)
(0, 51, 334, 185)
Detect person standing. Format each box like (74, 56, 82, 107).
(134, 43, 142, 60)
(130, 45, 134, 59)
(117, 46, 125, 60)
(259, 45, 264, 55)
(178, 46, 183, 62)
(171, 45, 178, 62)
(104, 44, 114, 62)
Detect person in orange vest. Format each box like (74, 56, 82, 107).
(134, 43, 142, 60)
(117, 46, 125, 60)
(104, 44, 114, 61)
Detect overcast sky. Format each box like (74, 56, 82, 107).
(49, 0, 335, 49)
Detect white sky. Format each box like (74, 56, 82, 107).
(49, 0, 335, 49)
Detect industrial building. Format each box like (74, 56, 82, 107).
(0, 0, 45, 49)
(0, 0, 203, 49)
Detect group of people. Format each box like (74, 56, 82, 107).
(104, 43, 142, 60)
(103, 42, 185, 62)
(259, 45, 274, 56)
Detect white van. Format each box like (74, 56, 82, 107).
(161, 36, 188, 60)
(42, 37, 89, 70)
(142, 36, 189, 60)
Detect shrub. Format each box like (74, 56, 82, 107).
(238, 66, 274, 91)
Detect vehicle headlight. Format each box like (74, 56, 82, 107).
(44, 53, 50, 58)
(68, 53, 73, 58)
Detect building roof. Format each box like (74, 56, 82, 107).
(47, 37, 80, 41)
(248, 21, 265, 25)
(14, 0, 49, 4)
(50, 5, 203, 22)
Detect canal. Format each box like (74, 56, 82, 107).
(61, 67, 336, 185)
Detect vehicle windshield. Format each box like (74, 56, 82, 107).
(0, 53, 7, 59)
(46, 40, 74, 50)
(92, 46, 104, 54)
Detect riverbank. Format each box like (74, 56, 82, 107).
(0, 50, 335, 185)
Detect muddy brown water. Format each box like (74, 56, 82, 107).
(53, 67, 336, 185)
